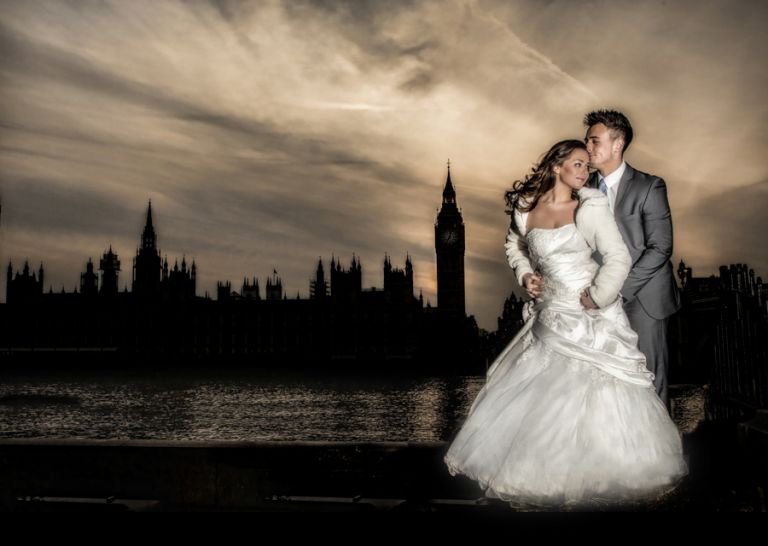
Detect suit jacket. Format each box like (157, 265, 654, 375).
(587, 163, 681, 319)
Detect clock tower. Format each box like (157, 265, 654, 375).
(434, 162, 466, 317)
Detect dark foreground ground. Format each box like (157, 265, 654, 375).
(1, 421, 765, 513)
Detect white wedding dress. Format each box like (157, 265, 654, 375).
(444, 223, 688, 508)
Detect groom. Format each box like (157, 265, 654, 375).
(583, 110, 681, 410)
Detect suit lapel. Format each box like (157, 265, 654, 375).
(613, 163, 635, 217)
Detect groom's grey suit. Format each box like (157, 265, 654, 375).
(588, 164, 681, 408)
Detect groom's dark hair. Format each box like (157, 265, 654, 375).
(584, 109, 633, 153)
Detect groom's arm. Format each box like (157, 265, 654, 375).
(621, 177, 674, 302)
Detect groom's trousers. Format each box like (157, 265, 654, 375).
(623, 298, 670, 411)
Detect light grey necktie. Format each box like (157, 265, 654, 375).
(598, 178, 608, 195)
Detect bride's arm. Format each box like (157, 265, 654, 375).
(581, 197, 631, 308)
(504, 224, 535, 287)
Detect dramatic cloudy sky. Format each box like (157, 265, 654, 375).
(1, 0, 766, 330)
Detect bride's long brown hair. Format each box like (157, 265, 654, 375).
(504, 139, 587, 218)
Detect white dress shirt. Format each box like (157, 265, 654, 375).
(598, 160, 626, 213)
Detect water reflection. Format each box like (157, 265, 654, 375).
(0, 370, 485, 442)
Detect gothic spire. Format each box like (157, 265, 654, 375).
(141, 199, 157, 250)
(442, 160, 456, 204)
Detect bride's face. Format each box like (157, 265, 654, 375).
(555, 149, 590, 190)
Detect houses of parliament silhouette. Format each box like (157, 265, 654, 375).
(0, 167, 486, 372)
(2, 164, 766, 414)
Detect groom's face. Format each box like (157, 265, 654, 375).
(585, 123, 623, 172)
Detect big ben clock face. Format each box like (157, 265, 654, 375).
(441, 230, 457, 244)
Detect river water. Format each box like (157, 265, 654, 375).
(0, 369, 704, 442)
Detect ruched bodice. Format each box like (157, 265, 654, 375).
(526, 223, 599, 305)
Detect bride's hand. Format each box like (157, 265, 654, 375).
(580, 289, 599, 309)
(523, 272, 544, 298)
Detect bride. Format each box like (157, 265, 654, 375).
(443, 139, 688, 508)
